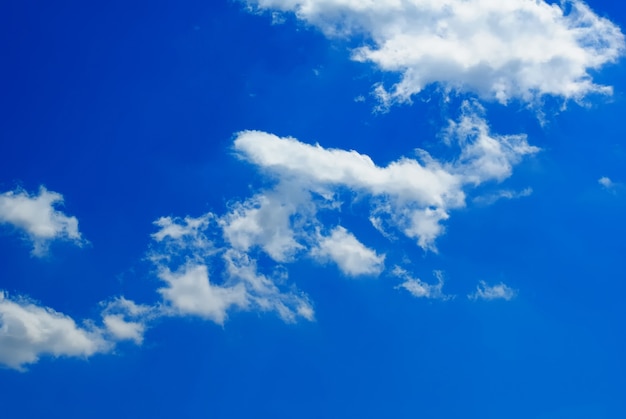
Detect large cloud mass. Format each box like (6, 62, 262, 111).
(246, 0, 624, 106)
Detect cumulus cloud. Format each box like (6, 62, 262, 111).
(0, 290, 153, 370)
(220, 182, 313, 262)
(0, 291, 107, 370)
(0, 186, 84, 256)
(157, 264, 248, 324)
(233, 102, 537, 251)
(100, 297, 155, 345)
(393, 268, 453, 300)
(311, 226, 385, 276)
(468, 280, 517, 301)
(150, 215, 314, 325)
(246, 0, 624, 107)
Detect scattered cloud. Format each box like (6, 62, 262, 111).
(468, 280, 517, 301)
(393, 268, 453, 300)
(0, 186, 84, 256)
(145, 106, 534, 324)
(311, 226, 385, 276)
(246, 0, 624, 108)
(150, 215, 314, 325)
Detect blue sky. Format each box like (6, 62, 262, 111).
(1, 0, 625, 417)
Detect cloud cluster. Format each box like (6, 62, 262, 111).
(0, 186, 84, 256)
(247, 0, 624, 107)
(6, 0, 620, 372)
(151, 215, 314, 325)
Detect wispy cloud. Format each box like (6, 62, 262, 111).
(393, 268, 453, 301)
(468, 281, 517, 301)
(246, 0, 624, 108)
(472, 187, 533, 206)
(0, 186, 84, 256)
(599, 176, 614, 188)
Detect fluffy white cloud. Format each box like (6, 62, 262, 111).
(158, 264, 249, 324)
(100, 297, 155, 344)
(234, 102, 537, 251)
(0, 186, 84, 256)
(247, 0, 624, 106)
(311, 226, 385, 276)
(0, 289, 154, 370)
(393, 268, 453, 300)
(220, 182, 313, 262)
(151, 216, 314, 324)
(0, 291, 108, 371)
(468, 280, 517, 301)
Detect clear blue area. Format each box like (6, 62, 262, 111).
(1, 0, 625, 418)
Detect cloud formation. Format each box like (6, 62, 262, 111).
(0, 292, 149, 371)
(233, 101, 537, 251)
(0, 186, 84, 256)
(247, 0, 624, 107)
(468, 280, 517, 301)
(151, 215, 314, 324)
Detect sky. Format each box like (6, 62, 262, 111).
(1, 0, 625, 417)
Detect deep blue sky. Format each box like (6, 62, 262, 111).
(1, 1, 625, 418)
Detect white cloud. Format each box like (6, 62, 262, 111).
(102, 315, 145, 344)
(100, 297, 155, 344)
(223, 249, 314, 322)
(0, 291, 154, 370)
(157, 264, 249, 325)
(220, 182, 312, 262)
(468, 280, 517, 301)
(0, 186, 84, 256)
(234, 102, 537, 250)
(393, 268, 453, 300)
(597, 176, 624, 194)
(444, 102, 540, 184)
(0, 291, 108, 371)
(247, 0, 624, 107)
(151, 215, 314, 324)
(598, 176, 613, 188)
(311, 226, 385, 276)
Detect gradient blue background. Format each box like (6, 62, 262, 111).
(1, 0, 625, 417)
